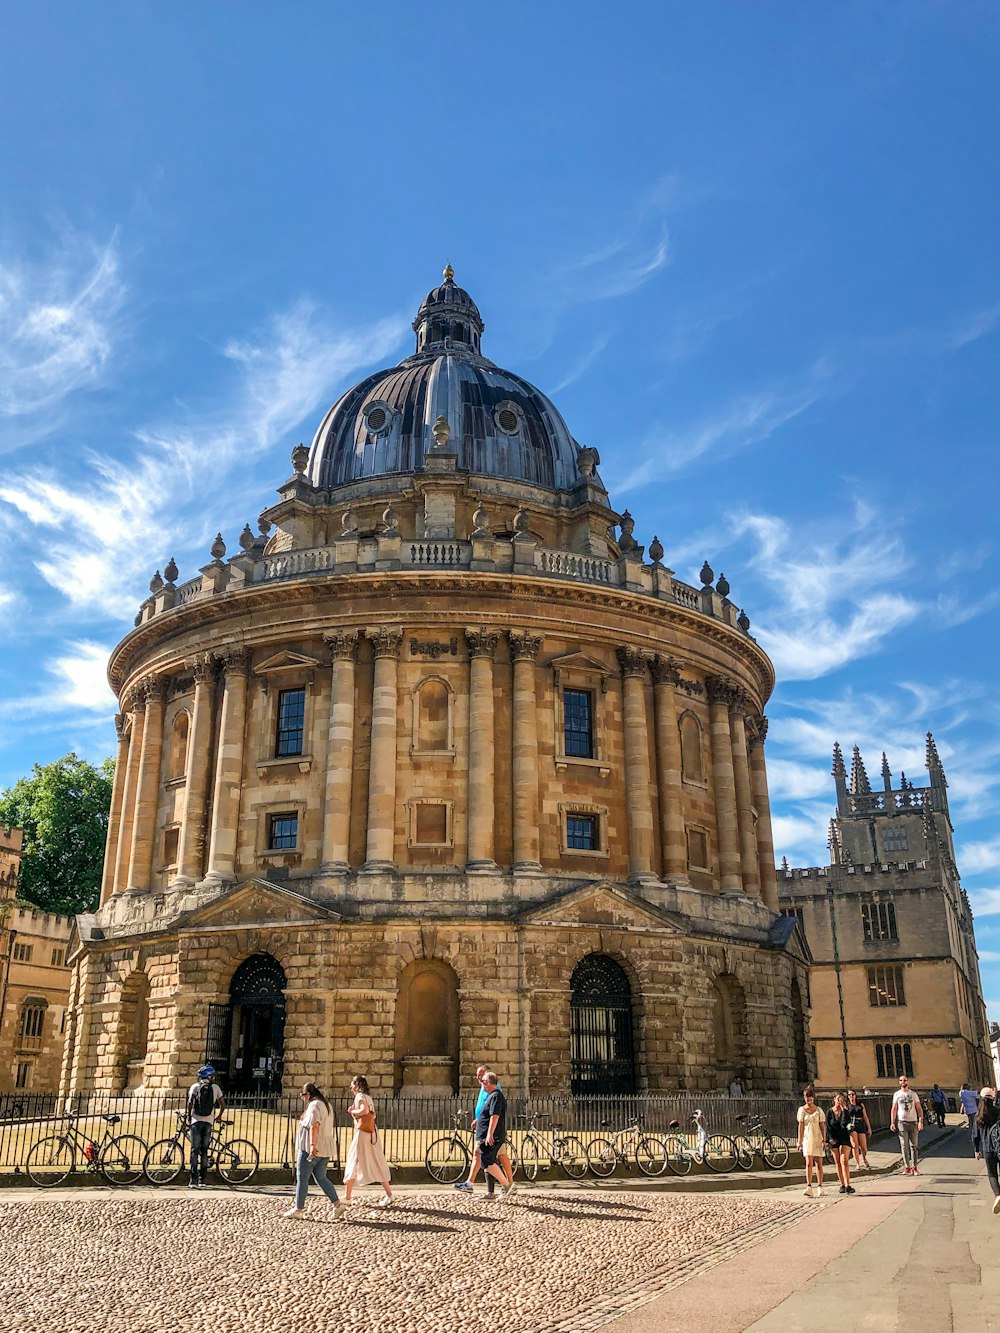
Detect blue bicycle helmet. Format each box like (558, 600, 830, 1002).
(197, 1064, 216, 1079)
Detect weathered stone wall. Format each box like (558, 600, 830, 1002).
(0, 907, 72, 1093)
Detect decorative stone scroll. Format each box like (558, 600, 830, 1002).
(409, 637, 458, 659)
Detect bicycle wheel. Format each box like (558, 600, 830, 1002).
(663, 1134, 693, 1176)
(216, 1139, 259, 1185)
(586, 1136, 618, 1177)
(636, 1134, 668, 1177)
(558, 1135, 589, 1179)
(424, 1135, 469, 1184)
(762, 1135, 790, 1169)
(703, 1134, 738, 1173)
(25, 1134, 75, 1186)
(100, 1134, 148, 1185)
(520, 1135, 539, 1181)
(733, 1135, 754, 1171)
(144, 1137, 186, 1185)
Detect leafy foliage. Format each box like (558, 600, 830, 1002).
(0, 754, 114, 917)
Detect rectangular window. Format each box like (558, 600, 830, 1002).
(862, 899, 898, 942)
(563, 688, 594, 759)
(882, 826, 908, 854)
(867, 965, 906, 1007)
(566, 813, 599, 851)
(12, 942, 32, 963)
(163, 827, 179, 867)
(15, 1062, 31, 1090)
(686, 828, 709, 871)
(50, 947, 65, 968)
(414, 802, 448, 845)
(19, 1007, 45, 1040)
(875, 1041, 913, 1078)
(267, 812, 298, 850)
(275, 688, 306, 757)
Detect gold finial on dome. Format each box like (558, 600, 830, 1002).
(443, 262, 455, 282)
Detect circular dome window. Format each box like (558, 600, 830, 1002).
(494, 403, 520, 435)
(364, 404, 389, 435)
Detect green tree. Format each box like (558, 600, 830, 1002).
(0, 754, 114, 917)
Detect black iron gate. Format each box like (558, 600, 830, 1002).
(570, 954, 636, 1095)
(204, 1003, 233, 1078)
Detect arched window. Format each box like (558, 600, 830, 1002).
(217, 953, 287, 1096)
(119, 972, 151, 1092)
(168, 710, 190, 779)
(680, 712, 705, 781)
(412, 678, 452, 753)
(570, 955, 636, 1095)
(394, 959, 459, 1094)
(453, 323, 465, 343)
(712, 980, 733, 1065)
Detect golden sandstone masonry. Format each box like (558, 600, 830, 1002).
(62, 269, 811, 1100)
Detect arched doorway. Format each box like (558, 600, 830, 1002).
(570, 954, 636, 1095)
(210, 954, 286, 1096)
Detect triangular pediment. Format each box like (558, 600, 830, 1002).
(179, 879, 339, 931)
(254, 650, 322, 676)
(519, 881, 683, 932)
(546, 650, 612, 678)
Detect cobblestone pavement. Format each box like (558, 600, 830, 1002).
(0, 1188, 811, 1333)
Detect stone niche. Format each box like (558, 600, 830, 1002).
(394, 958, 459, 1096)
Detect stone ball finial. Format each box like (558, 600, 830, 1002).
(431, 415, 451, 450)
(648, 535, 664, 565)
(699, 560, 714, 587)
(163, 557, 179, 585)
(291, 443, 309, 474)
(513, 506, 530, 534)
(210, 533, 226, 561)
(472, 501, 490, 535)
(258, 516, 272, 538)
(618, 510, 639, 553)
(577, 446, 600, 477)
(341, 509, 358, 535)
(737, 608, 751, 633)
(134, 611, 142, 627)
(149, 570, 164, 594)
(716, 572, 730, 598)
(239, 524, 255, 551)
(381, 504, 399, 535)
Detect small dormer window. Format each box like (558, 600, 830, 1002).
(364, 403, 390, 435)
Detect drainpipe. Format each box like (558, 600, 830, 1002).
(826, 886, 850, 1084)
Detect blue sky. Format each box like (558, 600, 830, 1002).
(1, 5, 999, 1007)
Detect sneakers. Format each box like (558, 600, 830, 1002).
(376, 1195, 394, 1208)
(839, 1185, 847, 1194)
(846, 1186, 856, 1194)
(188, 1181, 198, 1190)
(903, 1166, 912, 1175)
(331, 1202, 348, 1220)
(282, 1207, 305, 1220)
(453, 1181, 474, 1194)
(911, 1167, 920, 1175)
(804, 1187, 814, 1197)
(992, 1196, 1000, 1216)
(503, 1182, 518, 1201)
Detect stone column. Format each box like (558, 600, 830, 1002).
(100, 714, 129, 906)
(749, 715, 780, 911)
(730, 700, 761, 899)
(320, 631, 359, 872)
(650, 656, 688, 884)
(363, 627, 403, 872)
(112, 700, 144, 895)
(706, 676, 743, 894)
(174, 654, 216, 886)
(205, 648, 250, 884)
(465, 627, 500, 870)
(127, 676, 167, 891)
(508, 630, 542, 872)
(616, 646, 655, 882)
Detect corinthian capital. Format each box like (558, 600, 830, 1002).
(746, 713, 769, 747)
(114, 712, 126, 741)
(616, 646, 647, 678)
(705, 674, 741, 707)
(218, 646, 251, 676)
(141, 675, 167, 707)
(649, 654, 682, 686)
(325, 630, 360, 662)
(366, 626, 403, 660)
(189, 652, 215, 685)
(507, 630, 542, 662)
(465, 627, 500, 660)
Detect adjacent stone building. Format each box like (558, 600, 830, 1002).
(0, 827, 73, 1093)
(779, 738, 991, 1091)
(63, 268, 811, 1100)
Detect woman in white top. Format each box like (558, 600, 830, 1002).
(283, 1083, 346, 1220)
(343, 1075, 393, 1207)
(796, 1085, 827, 1198)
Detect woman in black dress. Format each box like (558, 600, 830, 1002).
(847, 1089, 872, 1169)
(973, 1092, 1000, 1215)
(827, 1092, 855, 1194)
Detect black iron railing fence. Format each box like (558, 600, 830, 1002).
(0, 1089, 900, 1177)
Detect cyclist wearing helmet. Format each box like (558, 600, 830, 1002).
(186, 1064, 225, 1188)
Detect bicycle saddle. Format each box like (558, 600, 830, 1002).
(599, 1120, 610, 1128)
(102, 1114, 121, 1125)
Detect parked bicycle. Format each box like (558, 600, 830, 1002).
(519, 1112, 588, 1181)
(586, 1114, 668, 1177)
(25, 1112, 148, 1187)
(732, 1113, 791, 1170)
(662, 1109, 740, 1175)
(425, 1111, 519, 1183)
(143, 1114, 259, 1186)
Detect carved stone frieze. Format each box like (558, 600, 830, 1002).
(409, 636, 458, 659)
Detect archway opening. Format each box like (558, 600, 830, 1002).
(570, 954, 636, 1095)
(210, 953, 287, 1097)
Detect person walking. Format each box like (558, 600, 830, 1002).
(929, 1084, 948, 1128)
(475, 1070, 515, 1200)
(973, 1091, 1000, 1215)
(827, 1093, 856, 1194)
(891, 1074, 924, 1175)
(846, 1089, 872, 1169)
(186, 1064, 224, 1189)
(960, 1083, 980, 1143)
(455, 1065, 514, 1199)
(796, 1086, 826, 1198)
(283, 1083, 347, 1221)
(343, 1076, 393, 1208)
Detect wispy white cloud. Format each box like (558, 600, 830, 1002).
(960, 837, 1000, 877)
(0, 228, 125, 446)
(970, 890, 1000, 919)
(567, 225, 671, 302)
(551, 334, 611, 394)
(0, 640, 115, 722)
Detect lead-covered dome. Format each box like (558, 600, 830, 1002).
(307, 266, 587, 493)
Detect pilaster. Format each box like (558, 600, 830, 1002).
(509, 630, 543, 872)
(616, 646, 655, 882)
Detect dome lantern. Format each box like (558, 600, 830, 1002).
(412, 263, 485, 356)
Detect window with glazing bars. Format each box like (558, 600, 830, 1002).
(18, 1006, 45, 1040)
(867, 964, 906, 1007)
(563, 689, 594, 758)
(882, 826, 908, 853)
(566, 814, 599, 851)
(875, 1041, 913, 1078)
(268, 813, 298, 850)
(862, 899, 898, 942)
(275, 688, 305, 756)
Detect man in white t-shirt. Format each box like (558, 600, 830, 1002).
(890, 1075, 924, 1175)
(186, 1064, 225, 1188)
(959, 1083, 980, 1143)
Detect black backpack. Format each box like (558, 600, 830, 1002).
(191, 1081, 215, 1118)
(987, 1120, 1000, 1158)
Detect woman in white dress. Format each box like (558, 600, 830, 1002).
(796, 1085, 827, 1198)
(343, 1075, 393, 1207)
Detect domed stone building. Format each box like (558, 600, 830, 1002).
(62, 268, 811, 1100)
